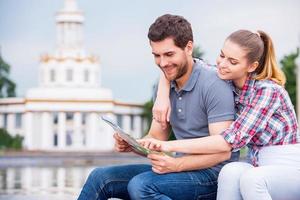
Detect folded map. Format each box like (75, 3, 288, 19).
(101, 115, 173, 157)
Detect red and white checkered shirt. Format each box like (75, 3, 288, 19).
(221, 75, 300, 166)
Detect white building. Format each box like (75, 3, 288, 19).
(0, 0, 146, 151)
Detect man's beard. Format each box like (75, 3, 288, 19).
(162, 62, 188, 81)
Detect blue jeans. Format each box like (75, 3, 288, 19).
(77, 164, 219, 200)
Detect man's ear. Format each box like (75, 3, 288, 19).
(186, 41, 193, 56)
(248, 61, 259, 73)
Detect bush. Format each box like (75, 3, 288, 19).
(0, 128, 23, 150)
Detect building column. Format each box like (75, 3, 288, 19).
(41, 168, 51, 193)
(86, 112, 97, 149)
(7, 113, 15, 136)
(133, 115, 142, 139)
(58, 112, 66, 149)
(123, 115, 131, 133)
(73, 112, 83, 148)
(102, 113, 115, 150)
(22, 167, 32, 190)
(42, 112, 52, 149)
(0, 114, 4, 128)
(57, 168, 66, 194)
(24, 112, 33, 149)
(6, 168, 15, 190)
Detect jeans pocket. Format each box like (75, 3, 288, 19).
(196, 192, 217, 200)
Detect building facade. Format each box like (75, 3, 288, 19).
(0, 0, 146, 151)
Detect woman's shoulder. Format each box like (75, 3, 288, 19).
(254, 79, 282, 92)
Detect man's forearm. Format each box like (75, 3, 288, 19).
(176, 152, 231, 172)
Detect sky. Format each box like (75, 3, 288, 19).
(0, 0, 299, 103)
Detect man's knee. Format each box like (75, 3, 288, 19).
(127, 173, 154, 200)
(85, 168, 104, 187)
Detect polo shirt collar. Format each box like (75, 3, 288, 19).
(170, 60, 201, 92)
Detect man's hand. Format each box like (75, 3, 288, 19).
(138, 138, 171, 152)
(148, 153, 181, 174)
(113, 133, 132, 152)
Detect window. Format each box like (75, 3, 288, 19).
(82, 113, 86, 124)
(116, 114, 123, 128)
(66, 69, 73, 81)
(130, 115, 134, 130)
(3, 114, 7, 128)
(66, 112, 74, 121)
(53, 113, 58, 124)
(50, 69, 56, 82)
(53, 132, 58, 146)
(15, 113, 22, 128)
(84, 70, 89, 82)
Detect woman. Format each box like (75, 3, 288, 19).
(141, 30, 300, 200)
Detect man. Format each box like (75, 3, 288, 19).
(77, 14, 239, 200)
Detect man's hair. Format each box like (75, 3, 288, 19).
(148, 14, 193, 49)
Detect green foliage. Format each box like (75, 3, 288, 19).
(142, 100, 175, 140)
(142, 100, 154, 134)
(280, 48, 299, 113)
(192, 45, 205, 59)
(0, 53, 16, 98)
(0, 128, 23, 150)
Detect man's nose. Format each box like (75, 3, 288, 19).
(159, 57, 168, 68)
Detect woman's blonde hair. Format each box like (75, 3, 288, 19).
(227, 30, 286, 86)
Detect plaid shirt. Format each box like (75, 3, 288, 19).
(221, 75, 300, 166)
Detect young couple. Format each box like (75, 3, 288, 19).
(78, 14, 300, 200)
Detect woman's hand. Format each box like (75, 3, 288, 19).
(152, 95, 171, 130)
(148, 153, 182, 174)
(138, 138, 170, 152)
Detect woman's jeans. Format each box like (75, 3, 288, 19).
(217, 144, 300, 200)
(77, 164, 219, 200)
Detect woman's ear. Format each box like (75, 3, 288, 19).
(248, 61, 259, 73)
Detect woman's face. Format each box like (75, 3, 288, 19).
(216, 39, 255, 88)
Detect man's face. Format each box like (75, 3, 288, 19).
(150, 38, 189, 81)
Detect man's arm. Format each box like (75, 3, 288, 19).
(149, 151, 231, 174)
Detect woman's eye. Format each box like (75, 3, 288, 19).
(219, 54, 225, 58)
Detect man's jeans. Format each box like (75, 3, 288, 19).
(77, 164, 219, 200)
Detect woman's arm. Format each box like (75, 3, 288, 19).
(140, 121, 233, 154)
(152, 72, 171, 129)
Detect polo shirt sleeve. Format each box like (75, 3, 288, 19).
(204, 79, 235, 123)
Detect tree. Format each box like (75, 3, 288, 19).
(0, 51, 16, 97)
(280, 48, 299, 113)
(142, 99, 154, 134)
(0, 128, 23, 150)
(192, 45, 205, 59)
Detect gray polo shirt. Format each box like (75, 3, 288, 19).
(170, 60, 239, 171)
